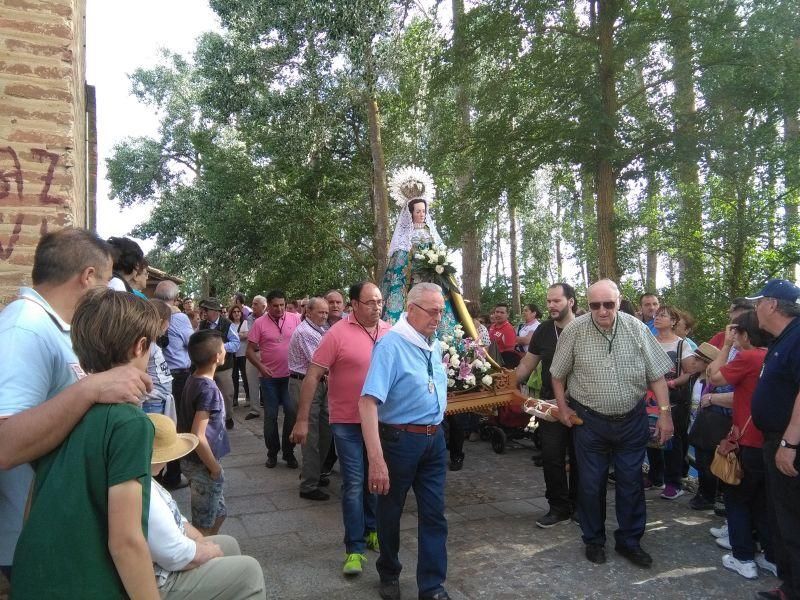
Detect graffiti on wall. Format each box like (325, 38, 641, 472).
(0, 146, 63, 205)
(0, 146, 63, 261)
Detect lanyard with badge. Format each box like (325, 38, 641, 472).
(419, 347, 434, 394)
(269, 315, 286, 342)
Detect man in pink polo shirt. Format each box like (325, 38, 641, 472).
(291, 281, 391, 577)
(246, 289, 302, 469)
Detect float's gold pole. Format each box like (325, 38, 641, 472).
(448, 276, 502, 371)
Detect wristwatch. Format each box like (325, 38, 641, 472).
(780, 439, 800, 450)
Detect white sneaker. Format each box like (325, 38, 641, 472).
(755, 554, 778, 577)
(710, 522, 728, 539)
(722, 554, 758, 579)
(716, 536, 732, 550)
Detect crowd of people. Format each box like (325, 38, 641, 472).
(2, 226, 800, 600)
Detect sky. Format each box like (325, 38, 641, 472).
(85, 0, 220, 251)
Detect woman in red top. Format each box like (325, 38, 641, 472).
(707, 310, 774, 580)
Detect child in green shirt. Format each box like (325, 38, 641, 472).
(12, 289, 162, 599)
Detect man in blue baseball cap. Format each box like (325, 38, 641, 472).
(748, 279, 800, 600)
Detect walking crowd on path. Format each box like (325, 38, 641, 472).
(2, 227, 800, 600)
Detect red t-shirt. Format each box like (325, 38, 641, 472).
(708, 331, 725, 349)
(719, 347, 767, 448)
(489, 321, 517, 353)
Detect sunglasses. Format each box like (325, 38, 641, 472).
(588, 301, 617, 310)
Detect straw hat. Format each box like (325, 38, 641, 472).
(148, 414, 199, 464)
(693, 342, 720, 363)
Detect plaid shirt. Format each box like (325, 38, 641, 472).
(550, 311, 672, 415)
(287, 318, 328, 375)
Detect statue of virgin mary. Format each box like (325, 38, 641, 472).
(379, 166, 460, 337)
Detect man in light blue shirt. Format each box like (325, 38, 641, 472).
(640, 292, 660, 335)
(0, 229, 153, 578)
(360, 283, 450, 600)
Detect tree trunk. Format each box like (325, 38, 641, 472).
(580, 165, 598, 283)
(494, 212, 501, 280)
(452, 0, 482, 307)
(669, 0, 703, 305)
(508, 197, 521, 314)
(785, 110, 799, 280)
(554, 190, 563, 280)
(644, 175, 659, 292)
(595, 0, 620, 281)
(364, 44, 389, 280)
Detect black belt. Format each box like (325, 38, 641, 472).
(384, 423, 440, 435)
(569, 397, 642, 422)
(290, 372, 305, 380)
(170, 368, 190, 375)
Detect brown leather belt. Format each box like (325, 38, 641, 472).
(387, 423, 440, 435)
(289, 372, 305, 380)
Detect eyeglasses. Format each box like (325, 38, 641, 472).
(356, 299, 384, 308)
(588, 301, 617, 310)
(412, 302, 444, 318)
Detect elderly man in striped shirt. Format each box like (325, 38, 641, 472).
(287, 297, 332, 501)
(551, 279, 674, 569)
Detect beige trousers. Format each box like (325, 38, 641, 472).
(160, 534, 265, 599)
(245, 359, 262, 415)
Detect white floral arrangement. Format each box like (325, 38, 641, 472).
(411, 245, 459, 292)
(441, 325, 495, 392)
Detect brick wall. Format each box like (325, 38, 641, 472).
(0, 0, 93, 306)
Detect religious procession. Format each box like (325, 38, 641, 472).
(1, 1, 800, 599)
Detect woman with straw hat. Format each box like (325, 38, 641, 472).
(147, 414, 266, 599)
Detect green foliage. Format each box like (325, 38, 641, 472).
(106, 0, 800, 330)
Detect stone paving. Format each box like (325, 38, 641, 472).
(0, 402, 776, 600)
(171, 404, 777, 600)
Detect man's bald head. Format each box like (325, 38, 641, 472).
(154, 280, 179, 303)
(587, 279, 621, 301)
(587, 279, 621, 330)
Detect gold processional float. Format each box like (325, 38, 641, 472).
(443, 285, 517, 415)
(445, 287, 583, 429)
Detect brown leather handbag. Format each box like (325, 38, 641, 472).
(710, 417, 751, 486)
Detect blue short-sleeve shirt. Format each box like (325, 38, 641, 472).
(751, 317, 800, 434)
(361, 330, 448, 425)
(0, 288, 83, 565)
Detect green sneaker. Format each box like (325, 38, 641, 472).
(342, 553, 367, 575)
(365, 531, 380, 552)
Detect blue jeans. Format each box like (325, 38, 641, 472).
(330, 423, 377, 554)
(571, 400, 649, 549)
(260, 377, 296, 460)
(141, 399, 165, 414)
(646, 401, 690, 487)
(724, 445, 772, 562)
(376, 424, 448, 596)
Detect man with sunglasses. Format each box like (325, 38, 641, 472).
(360, 282, 450, 600)
(551, 279, 673, 568)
